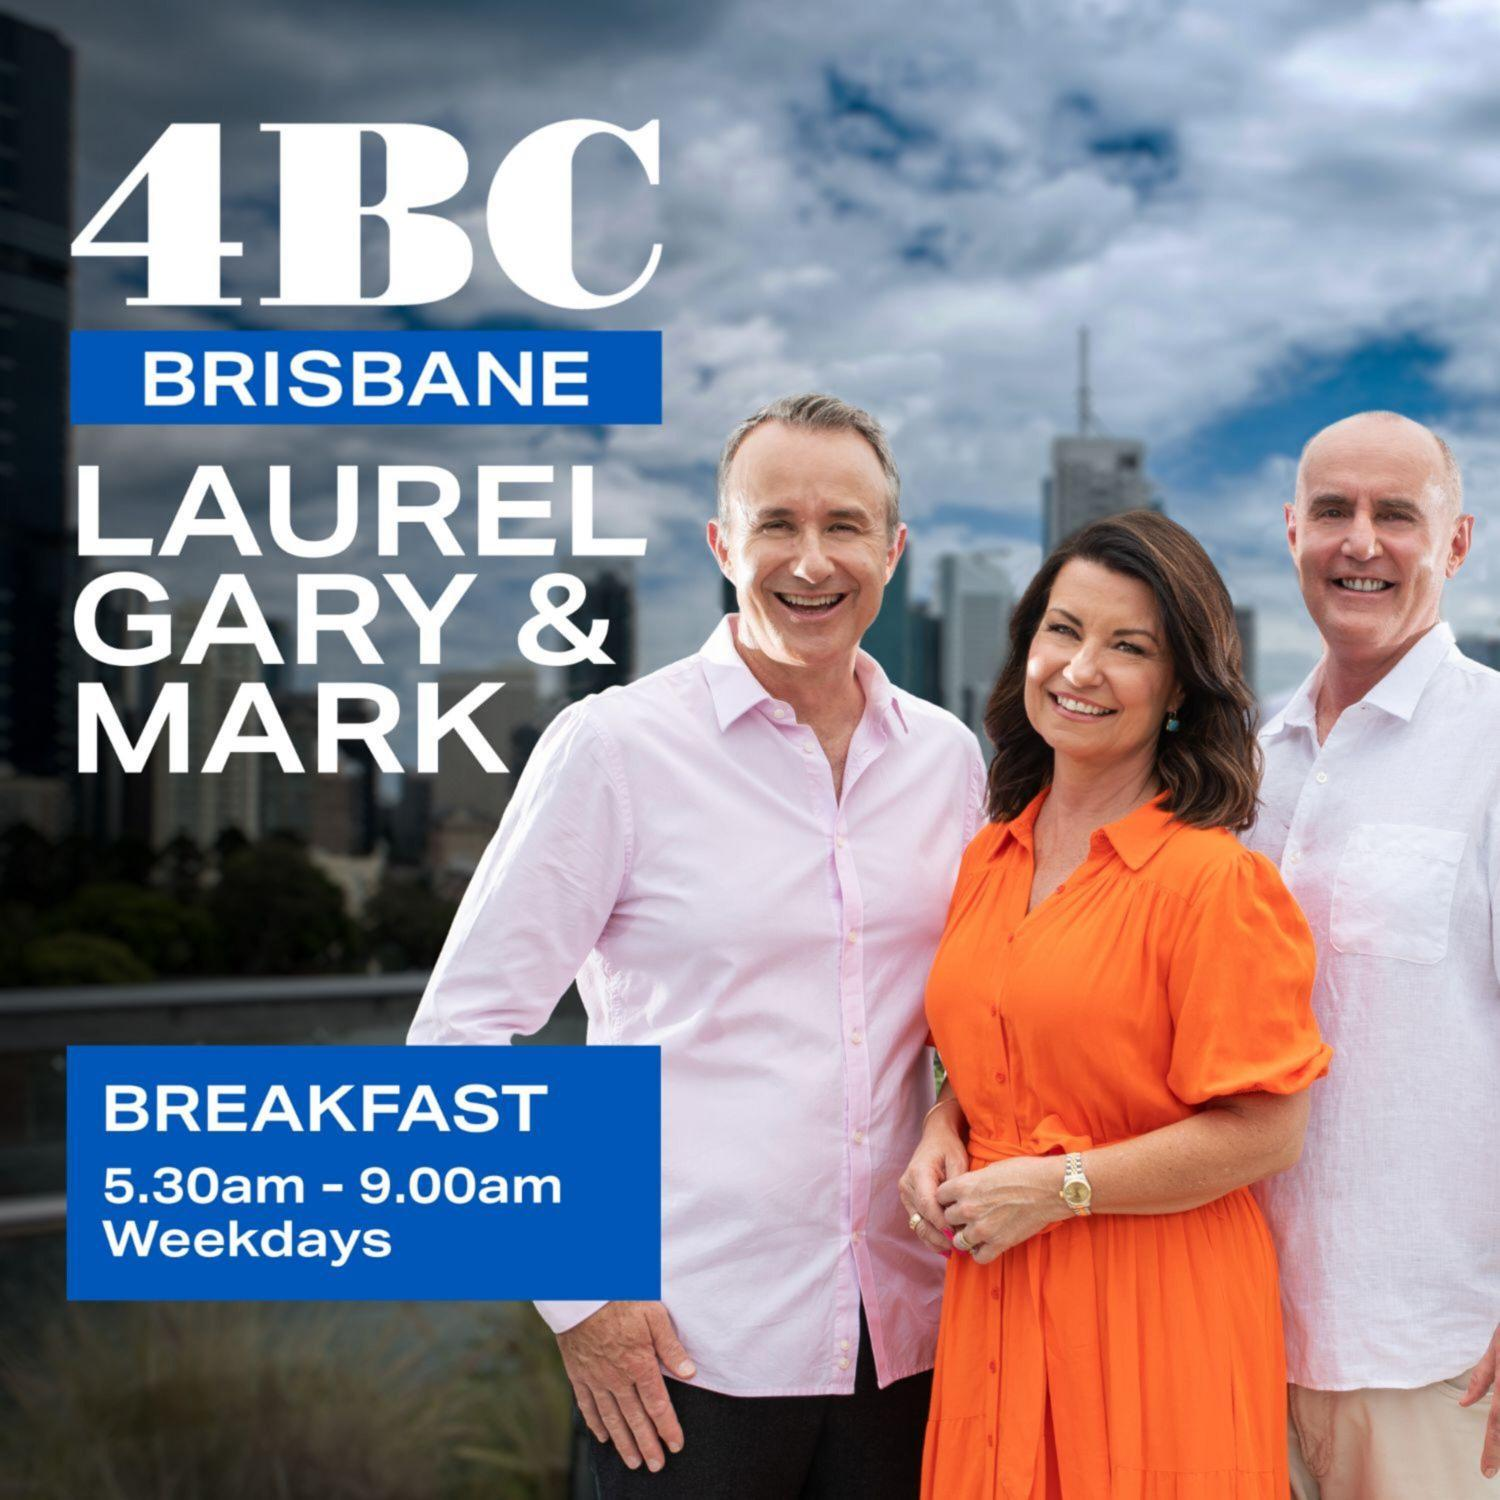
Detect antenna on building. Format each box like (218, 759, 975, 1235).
(1077, 325, 1094, 436)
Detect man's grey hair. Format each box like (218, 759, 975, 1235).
(715, 393, 902, 535)
(1296, 410, 1464, 514)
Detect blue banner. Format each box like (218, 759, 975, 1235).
(71, 330, 663, 425)
(67, 1044, 661, 1301)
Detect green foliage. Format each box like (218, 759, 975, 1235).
(362, 872, 458, 972)
(207, 841, 356, 975)
(50, 882, 215, 976)
(18, 931, 154, 985)
(0, 1300, 574, 1500)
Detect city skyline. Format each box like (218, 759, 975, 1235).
(5, 0, 1498, 727)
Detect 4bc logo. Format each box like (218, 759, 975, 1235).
(71, 121, 662, 311)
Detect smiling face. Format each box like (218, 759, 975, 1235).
(1288, 413, 1472, 663)
(708, 421, 905, 671)
(1024, 557, 1180, 778)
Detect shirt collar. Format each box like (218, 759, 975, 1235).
(698, 615, 909, 737)
(988, 788, 1180, 872)
(1261, 620, 1456, 738)
(1360, 620, 1455, 721)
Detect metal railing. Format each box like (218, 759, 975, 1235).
(0, 1191, 65, 1238)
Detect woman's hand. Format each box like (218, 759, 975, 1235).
(936, 1155, 1070, 1264)
(899, 1098, 969, 1257)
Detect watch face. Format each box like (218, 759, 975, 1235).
(1062, 1181, 1090, 1207)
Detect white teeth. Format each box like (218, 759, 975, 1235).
(1055, 694, 1113, 716)
(778, 593, 842, 607)
(1337, 578, 1391, 592)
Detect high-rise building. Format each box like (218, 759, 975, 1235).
(939, 551, 1013, 748)
(860, 550, 910, 689)
(1457, 634, 1500, 671)
(566, 561, 636, 700)
(258, 691, 376, 856)
(1044, 437, 1157, 553)
(906, 599, 943, 708)
(1233, 606, 1259, 699)
(432, 660, 539, 828)
(149, 603, 264, 849)
(0, 16, 72, 781)
(1042, 328, 1159, 552)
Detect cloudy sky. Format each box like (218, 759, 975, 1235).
(24, 0, 1500, 715)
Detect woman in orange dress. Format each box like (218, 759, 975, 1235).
(900, 510, 1330, 1500)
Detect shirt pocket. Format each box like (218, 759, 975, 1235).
(1329, 823, 1467, 965)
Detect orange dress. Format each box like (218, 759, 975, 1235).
(921, 792, 1330, 1500)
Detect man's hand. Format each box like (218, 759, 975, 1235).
(557, 1301, 696, 1473)
(898, 1098, 968, 1256)
(1458, 1320, 1500, 1479)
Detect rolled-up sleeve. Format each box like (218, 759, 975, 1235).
(408, 702, 632, 1045)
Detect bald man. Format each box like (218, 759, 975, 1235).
(1246, 411, 1500, 1497)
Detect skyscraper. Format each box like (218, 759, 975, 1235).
(1233, 606, 1259, 699)
(1042, 330, 1159, 552)
(150, 602, 265, 849)
(939, 551, 1013, 748)
(1457, 634, 1500, 671)
(432, 660, 540, 827)
(859, 549, 911, 689)
(566, 561, 637, 700)
(0, 16, 72, 779)
(906, 599, 943, 708)
(1044, 436, 1158, 552)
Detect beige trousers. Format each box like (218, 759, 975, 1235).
(1288, 1374, 1493, 1500)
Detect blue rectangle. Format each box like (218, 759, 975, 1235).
(70, 330, 662, 425)
(67, 1045, 661, 1301)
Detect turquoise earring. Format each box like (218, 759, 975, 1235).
(1164, 711, 1181, 733)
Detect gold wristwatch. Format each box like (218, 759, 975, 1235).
(1060, 1153, 1092, 1217)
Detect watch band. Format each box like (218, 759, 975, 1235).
(1060, 1152, 1092, 1217)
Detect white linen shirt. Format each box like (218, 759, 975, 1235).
(1247, 621, 1500, 1390)
(410, 617, 986, 1396)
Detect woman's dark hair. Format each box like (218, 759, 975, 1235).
(983, 509, 1260, 831)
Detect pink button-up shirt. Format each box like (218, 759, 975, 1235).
(410, 616, 985, 1396)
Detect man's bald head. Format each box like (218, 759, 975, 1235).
(1295, 411, 1463, 516)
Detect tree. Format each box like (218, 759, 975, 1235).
(362, 873, 458, 973)
(51, 883, 214, 977)
(206, 843, 354, 976)
(21, 932, 153, 986)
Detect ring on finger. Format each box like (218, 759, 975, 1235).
(908, 1212, 923, 1232)
(952, 1229, 974, 1253)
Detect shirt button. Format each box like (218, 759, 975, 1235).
(989, 1360, 997, 1373)
(836, 834, 847, 848)
(994, 1071, 1006, 1085)
(1005, 934, 1015, 946)
(990, 1287, 1000, 1300)
(773, 706, 788, 719)
(847, 929, 859, 944)
(852, 1130, 865, 1144)
(990, 1005, 997, 1018)
(1289, 851, 1302, 864)
(852, 1230, 863, 1243)
(839, 1357, 850, 1370)
(839, 1339, 850, 1352)
(1315, 771, 1328, 784)
(850, 1030, 863, 1046)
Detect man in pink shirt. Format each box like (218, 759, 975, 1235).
(410, 393, 985, 1497)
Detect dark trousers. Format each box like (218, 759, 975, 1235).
(590, 1307, 932, 1500)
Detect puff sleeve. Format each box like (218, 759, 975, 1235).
(1166, 848, 1330, 1106)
